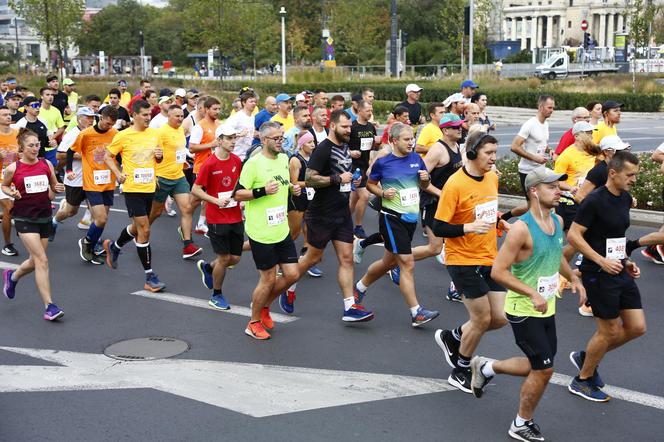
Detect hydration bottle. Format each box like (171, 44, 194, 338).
(351, 168, 361, 191)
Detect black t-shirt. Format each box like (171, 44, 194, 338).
(24, 119, 50, 158)
(399, 100, 422, 126)
(306, 138, 352, 218)
(575, 186, 631, 273)
(348, 120, 376, 173)
(117, 106, 131, 128)
(585, 160, 608, 187)
(52, 91, 69, 117)
(10, 110, 24, 123)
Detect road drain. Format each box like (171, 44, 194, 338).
(104, 337, 190, 361)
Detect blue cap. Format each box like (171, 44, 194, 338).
(439, 113, 463, 128)
(276, 93, 294, 103)
(460, 79, 479, 89)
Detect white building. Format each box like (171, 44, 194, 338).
(0, 0, 48, 64)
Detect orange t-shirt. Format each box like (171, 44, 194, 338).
(0, 128, 19, 179)
(191, 118, 219, 174)
(434, 167, 499, 266)
(71, 126, 119, 192)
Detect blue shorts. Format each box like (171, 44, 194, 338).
(86, 190, 114, 207)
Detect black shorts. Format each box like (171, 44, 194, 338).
(288, 193, 308, 212)
(249, 234, 298, 270)
(582, 271, 642, 320)
(86, 190, 114, 207)
(379, 212, 416, 255)
(305, 212, 354, 249)
(208, 222, 244, 256)
(554, 199, 577, 231)
(422, 203, 438, 229)
(519, 172, 529, 199)
(507, 314, 557, 370)
(15, 220, 52, 238)
(447, 265, 505, 299)
(124, 192, 154, 218)
(65, 185, 86, 207)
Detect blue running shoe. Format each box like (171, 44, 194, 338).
(94, 241, 106, 256)
(569, 351, 604, 388)
(279, 289, 296, 314)
(209, 293, 230, 310)
(3, 269, 17, 299)
(353, 284, 367, 304)
(103, 239, 120, 270)
(307, 264, 323, 277)
(343, 304, 374, 322)
(388, 266, 400, 286)
(446, 281, 462, 302)
(48, 219, 58, 242)
(353, 225, 367, 239)
(144, 272, 166, 292)
(196, 260, 213, 290)
(568, 376, 610, 402)
(43, 303, 64, 321)
(411, 307, 439, 327)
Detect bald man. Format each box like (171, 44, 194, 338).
(253, 95, 277, 146)
(553, 107, 591, 159)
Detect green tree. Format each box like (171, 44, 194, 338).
(624, 0, 660, 50)
(327, 0, 389, 65)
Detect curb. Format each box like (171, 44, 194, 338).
(499, 194, 663, 228)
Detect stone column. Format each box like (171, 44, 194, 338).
(535, 16, 542, 48)
(606, 13, 615, 47)
(617, 13, 624, 33)
(545, 15, 553, 47)
(531, 15, 538, 49)
(511, 17, 517, 40)
(521, 17, 528, 49)
(599, 13, 607, 47)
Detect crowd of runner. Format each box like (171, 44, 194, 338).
(0, 75, 660, 442)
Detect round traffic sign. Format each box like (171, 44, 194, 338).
(581, 20, 588, 31)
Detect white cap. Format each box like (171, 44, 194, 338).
(405, 83, 423, 93)
(295, 93, 306, 102)
(76, 106, 97, 117)
(215, 124, 237, 138)
(443, 93, 465, 108)
(599, 135, 630, 151)
(572, 121, 595, 134)
(174, 88, 186, 97)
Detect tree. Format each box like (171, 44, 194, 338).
(624, 0, 660, 50)
(327, 0, 389, 65)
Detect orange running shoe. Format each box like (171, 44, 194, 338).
(245, 320, 271, 340)
(578, 304, 593, 317)
(260, 306, 274, 330)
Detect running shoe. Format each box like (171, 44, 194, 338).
(78, 238, 95, 262)
(177, 226, 185, 241)
(641, 246, 664, 264)
(194, 223, 208, 235)
(388, 266, 400, 286)
(94, 242, 106, 256)
(446, 282, 462, 302)
(568, 376, 610, 402)
(470, 356, 493, 398)
(574, 253, 583, 267)
(657, 244, 664, 261)
(279, 289, 296, 314)
(260, 306, 274, 329)
(353, 285, 367, 304)
(182, 243, 203, 259)
(144, 272, 166, 292)
(196, 260, 213, 290)
(352, 237, 365, 264)
(307, 264, 323, 277)
(353, 225, 367, 239)
(3, 269, 17, 299)
(435, 245, 445, 265)
(245, 320, 270, 340)
(1, 243, 18, 256)
(508, 419, 551, 442)
(448, 367, 472, 393)
(434, 329, 459, 369)
(569, 351, 604, 388)
(77, 217, 91, 230)
(103, 239, 120, 269)
(342, 304, 374, 322)
(48, 219, 58, 242)
(165, 196, 177, 217)
(411, 307, 439, 327)
(209, 293, 230, 310)
(43, 303, 64, 321)
(578, 304, 593, 317)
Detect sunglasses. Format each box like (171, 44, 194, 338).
(29, 102, 41, 109)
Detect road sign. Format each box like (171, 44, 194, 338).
(581, 20, 588, 31)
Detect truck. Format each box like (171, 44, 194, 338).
(534, 52, 619, 79)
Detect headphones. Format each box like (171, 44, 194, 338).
(466, 133, 492, 160)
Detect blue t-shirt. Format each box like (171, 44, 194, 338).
(344, 107, 358, 122)
(370, 151, 426, 215)
(282, 125, 300, 157)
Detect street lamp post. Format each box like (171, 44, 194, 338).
(12, 17, 19, 73)
(279, 6, 287, 84)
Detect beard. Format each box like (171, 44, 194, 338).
(334, 128, 350, 143)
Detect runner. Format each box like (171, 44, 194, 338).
(13, 97, 50, 160)
(234, 121, 301, 340)
(224, 90, 257, 161)
(270, 94, 295, 131)
(471, 167, 586, 442)
(592, 101, 621, 145)
(102, 99, 166, 292)
(414, 102, 445, 156)
(354, 122, 439, 327)
(38, 87, 66, 166)
(0, 106, 19, 256)
(432, 131, 509, 393)
(1, 128, 65, 320)
(149, 95, 174, 129)
(105, 88, 131, 130)
(191, 125, 243, 310)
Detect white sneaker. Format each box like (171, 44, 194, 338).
(352, 237, 365, 264)
(435, 244, 445, 265)
(77, 217, 91, 230)
(165, 196, 177, 217)
(194, 223, 208, 235)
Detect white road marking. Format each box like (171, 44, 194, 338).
(53, 196, 128, 213)
(0, 260, 19, 270)
(130, 290, 299, 323)
(0, 346, 454, 417)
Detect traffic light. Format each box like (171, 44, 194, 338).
(583, 32, 590, 49)
(402, 31, 408, 46)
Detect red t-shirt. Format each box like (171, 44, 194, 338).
(554, 128, 575, 155)
(195, 152, 243, 224)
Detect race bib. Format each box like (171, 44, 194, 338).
(175, 150, 187, 164)
(218, 190, 237, 208)
(24, 174, 49, 194)
(475, 200, 498, 223)
(399, 187, 419, 207)
(537, 273, 559, 301)
(360, 138, 373, 151)
(93, 169, 111, 185)
(133, 167, 154, 184)
(339, 182, 351, 192)
(266, 206, 286, 226)
(606, 237, 626, 260)
(306, 187, 315, 201)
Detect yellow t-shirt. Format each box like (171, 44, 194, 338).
(592, 121, 617, 144)
(553, 145, 596, 188)
(434, 168, 499, 266)
(71, 126, 118, 192)
(416, 122, 443, 156)
(270, 113, 294, 132)
(156, 124, 186, 180)
(39, 105, 65, 133)
(106, 127, 160, 193)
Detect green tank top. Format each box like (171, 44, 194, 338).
(504, 211, 563, 318)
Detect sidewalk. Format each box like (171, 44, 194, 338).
(489, 106, 662, 126)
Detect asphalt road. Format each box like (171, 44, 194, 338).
(0, 195, 662, 441)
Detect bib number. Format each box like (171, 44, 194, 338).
(133, 167, 154, 184)
(475, 200, 498, 223)
(93, 169, 111, 185)
(24, 174, 49, 194)
(537, 273, 559, 301)
(306, 187, 315, 201)
(175, 150, 187, 164)
(606, 237, 626, 260)
(266, 206, 286, 226)
(217, 191, 237, 208)
(360, 138, 373, 151)
(339, 182, 351, 192)
(399, 187, 419, 207)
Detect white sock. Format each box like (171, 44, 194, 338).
(356, 280, 368, 292)
(82, 209, 91, 222)
(288, 282, 297, 291)
(515, 414, 528, 427)
(343, 297, 355, 310)
(197, 215, 206, 226)
(409, 305, 420, 316)
(481, 360, 495, 377)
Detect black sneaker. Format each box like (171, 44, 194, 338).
(434, 329, 459, 368)
(1, 243, 18, 256)
(448, 367, 472, 393)
(78, 238, 95, 262)
(508, 419, 550, 442)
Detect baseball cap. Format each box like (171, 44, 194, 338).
(63, 78, 75, 86)
(4, 92, 18, 100)
(602, 100, 622, 113)
(22, 96, 40, 107)
(351, 94, 362, 102)
(6, 78, 16, 84)
(117, 79, 127, 86)
(460, 79, 479, 89)
(187, 88, 199, 94)
(405, 83, 423, 93)
(572, 121, 595, 134)
(439, 113, 463, 128)
(599, 135, 630, 151)
(158, 95, 174, 104)
(159, 88, 173, 98)
(215, 124, 237, 138)
(275, 93, 293, 103)
(524, 166, 567, 190)
(76, 106, 97, 117)
(174, 88, 186, 98)
(295, 93, 306, 102)
(185, 91, 199, 99)
(443, 93, 466, 108)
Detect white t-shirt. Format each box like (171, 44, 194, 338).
(149, 113, 168, 129)
(224, 110, 254, 161)
(58, 126, 82, 187)
(313, 127, 327, 145)
(517, 116, 549, 174)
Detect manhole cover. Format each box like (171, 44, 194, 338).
(104, 337, 190, 361)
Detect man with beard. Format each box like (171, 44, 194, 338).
(282, 105, 311, 157)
